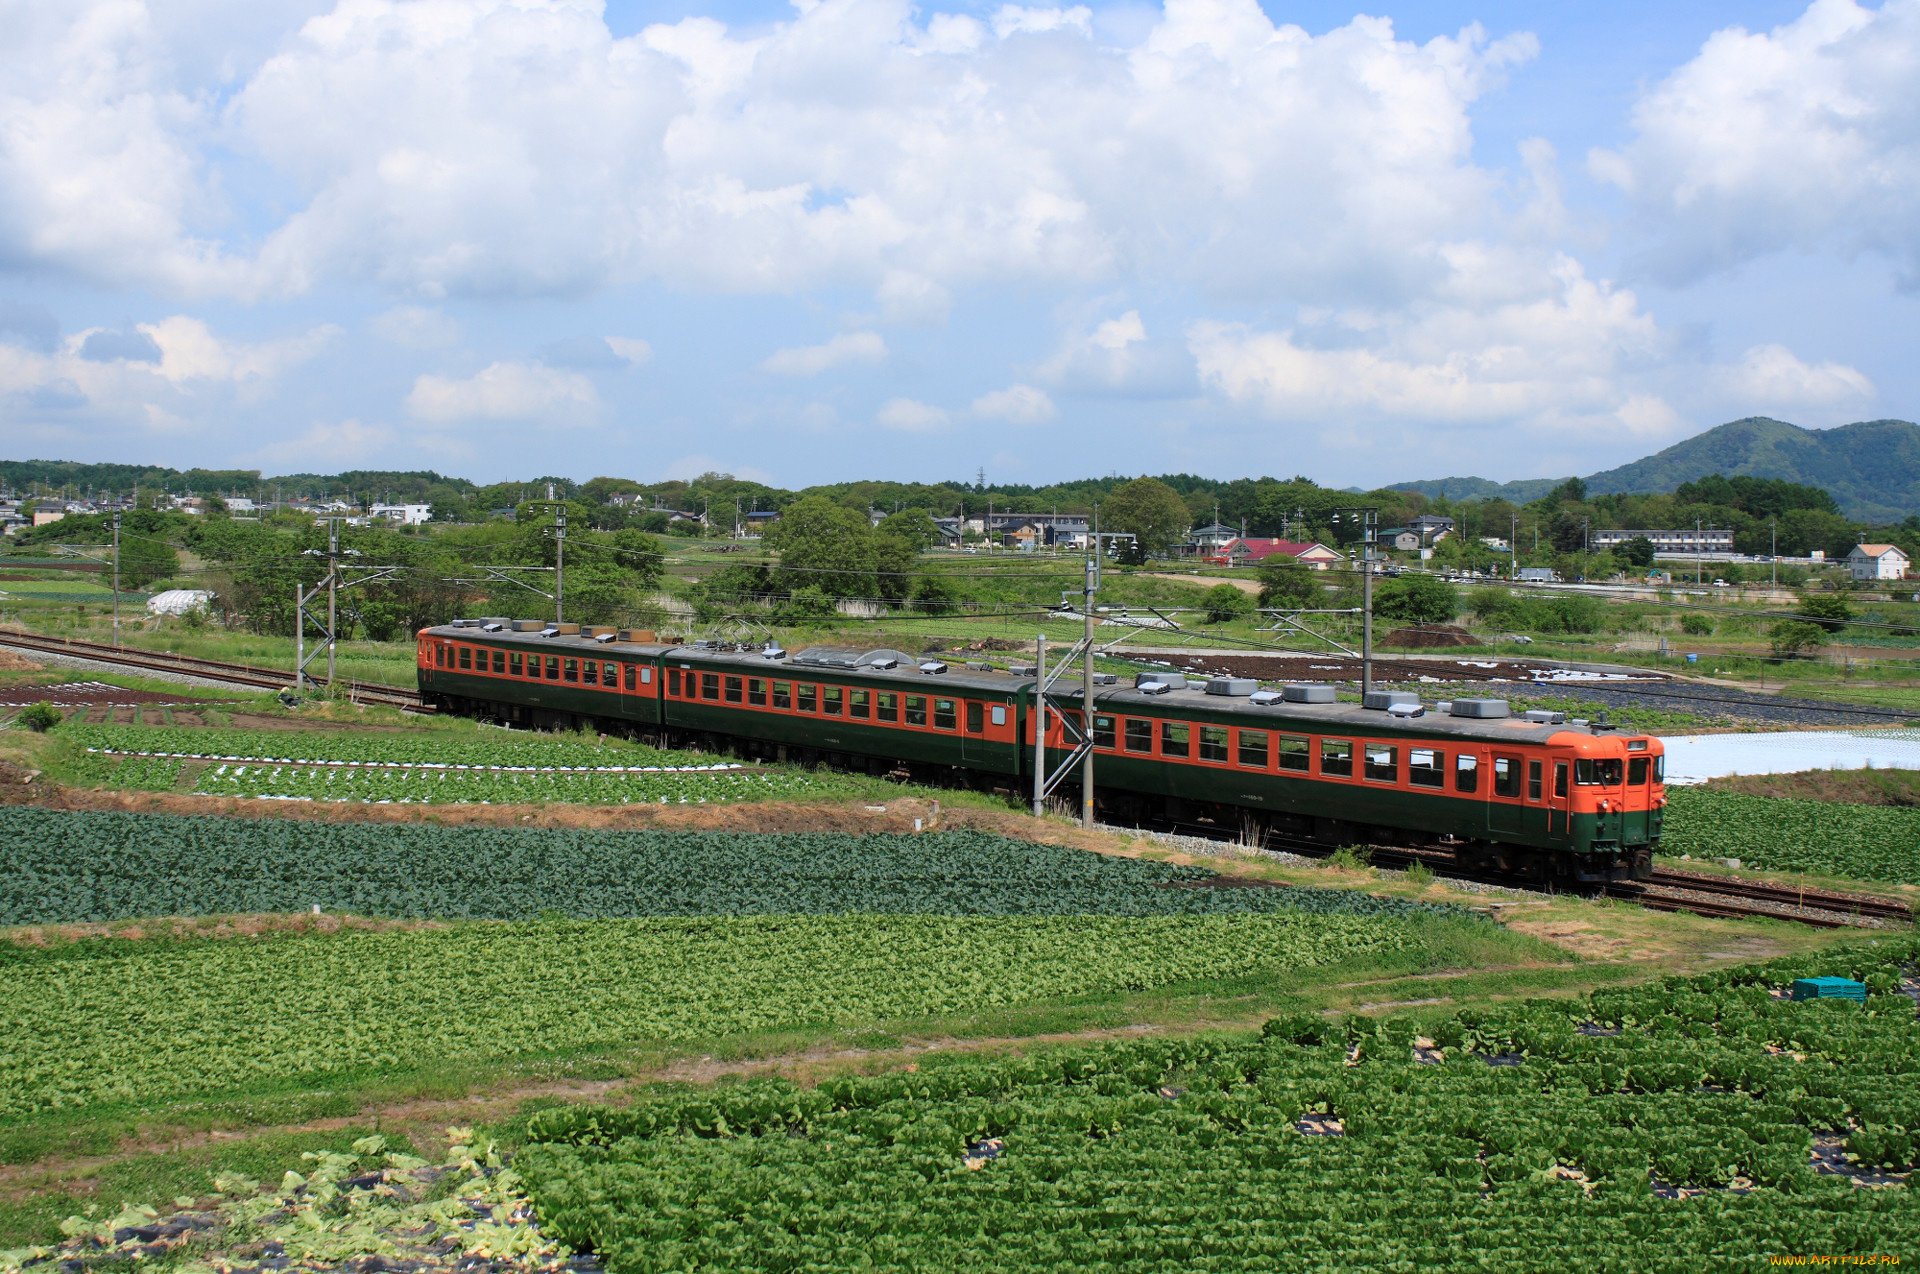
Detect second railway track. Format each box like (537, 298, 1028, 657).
(0, 628, 427, 710)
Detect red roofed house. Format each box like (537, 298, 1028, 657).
(1211, 537, 1344, 570)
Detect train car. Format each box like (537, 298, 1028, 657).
(417, 622, 1664, 882)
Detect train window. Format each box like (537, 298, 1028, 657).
(583, 660, 597, 685)
(1093, 715, 1116, 749)
(850, 689, 869, 718)
(749, 678, 766, 706)
(495, 651, 507, 673)
(877, 692, 897, 722)
(772, 680, 790, 709)
(1455, 754, 1478, 792)
(640, 666, 652, 685)
(991, 705, 1007, 727)
(1199, 726, 1229, 763)
(667, 669, 681, 696)
(547, 656, 562, 681)
(701, 672, 719, 700)
(1628, 757, 1648, 786)
(624, 664, 636, 691)
(1555, 763, 1569, 798)
(435, 645, 446, 667)
(1527, 760, 1542, 800)
(564, 659, 579, 683)
(1278, 735, 1310, 772)
(967, 701, 983, 733)
(1409, 748, 1444, 788)
(905, 695, 927, 726)
(1493, 756, 1520, 797)
(509, 652, 523, 676)
(798, 684, 817, 712)
(1364, 744, 1398, 783)
(459, 647, 472, 670)
(1575, 758, 1624, 786)
(934, 698, 957, 730)
(1320, 739, 1352, 777)
(824, 686, 842, 715)
(1627, 738, 1649, 751)
(1125, 719, 1154, 752)
(1238, 729, 1269, 769)
(1161, 722, 1190, 757)
(1653, 755, 1664, 782)
(725, 676, 743, 704)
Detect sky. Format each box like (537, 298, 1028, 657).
(1, 0, 1916, 489)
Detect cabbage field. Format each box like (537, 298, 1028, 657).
(0, 811, 1460, 925)
(0, 912, 1414, 1117)
(1662, 788, 1920, 884)
(519, 941, 1920, 1271)
(58, 723, 727, 771)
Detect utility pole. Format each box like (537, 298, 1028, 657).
(1772, 521, 1778, 589)
(1696, 518, 1703, 586)
(526, 484, 569, 623)
(1082, 506, 1099, 829)
(111, 511, 121, 647)
(1510, 512, 1518, 580)
(327, 519, 340, 685)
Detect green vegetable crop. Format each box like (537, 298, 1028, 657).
(1661, 787, 1920, 883)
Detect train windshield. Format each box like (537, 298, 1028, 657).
(1575, 758, 1624, 786)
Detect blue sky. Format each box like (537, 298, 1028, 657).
(1, 0, 1915, 488)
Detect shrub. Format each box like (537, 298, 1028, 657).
(1202, 583, 1255, 624)
(1798, 593, 1853, 632)
(1768, 620, 1825, 659)
(14, 702, 61, 732)
(1679, 613, 1714, 636)
(1373, 574, 1457, 625)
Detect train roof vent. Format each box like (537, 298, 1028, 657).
(1523, 708, 1566, 724)
(1386, 701, 1426, 718)
(1008, 663, 1037, 676)
(1136, 671, 1187, 690)
(1449, 698, 1510, 719)
(919, 660, 948, 674)
(510, 620, 546, 632)
(1362, 690, 1421, 710)
(762, 644, 787, 660)
(1138, 680, 1172, 696)
(449, 618, 478, 628)
(550, 623, 580, 636)
(481, 622, 505, 632)
(618, 629, 656, 643)
(593, 632, 617, 644)
(867, 656, 897, 670)
(1282, 683, 1335, 704)
(480, 616, 511, 627)
(1249, 689, 1282, 706)
(1205, 677, 1257, 697)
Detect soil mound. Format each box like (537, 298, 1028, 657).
(1381, 624, 1479, 649)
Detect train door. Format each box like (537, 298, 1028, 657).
(1620, 743, 1654, 845)
(1488, 754, 1525, 835)
(1547, 757, 1571, 841)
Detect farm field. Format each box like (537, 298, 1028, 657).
(518, 940, 1920, 1272)
(1661, 787, 1920, 884)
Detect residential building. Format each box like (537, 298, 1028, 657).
(1517, 566, 1558, 583)
(370, 503, 432, 525)
(1591, 528, 1734, 553)
(1185, 522, 1240, 556)
(1213, 537, 1343, 570)
(1848, 544, 1911, 581)
(226, 497, 258, 513)
(31, 508, 65, 527)
(1405, 514, 1455, 540)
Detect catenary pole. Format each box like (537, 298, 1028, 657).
(327, 519, 339, 687)
(1082, 508, 1097, 829)
(1033, 635, 1046, 817)
(111, 510, 121, 647)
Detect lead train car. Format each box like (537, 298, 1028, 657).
(419, 623, 1665, 883)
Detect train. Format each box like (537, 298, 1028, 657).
(417, 618, 1666, 883)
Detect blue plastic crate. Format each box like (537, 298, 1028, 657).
(1790, 977, 1866, 1002)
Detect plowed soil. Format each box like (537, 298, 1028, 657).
(0, 680, 230, 707)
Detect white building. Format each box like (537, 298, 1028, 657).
(1592, 528, 1734, 553)
(370, 503, 432, 525)
(1848, 544, 1910, 581)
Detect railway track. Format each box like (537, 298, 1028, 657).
(0, 628, 427, 710)
(1118, 814, 1913, 930)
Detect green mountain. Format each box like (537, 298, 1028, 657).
(1392, 417, 1920, 521)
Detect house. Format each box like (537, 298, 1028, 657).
(1213, 537, 1343, 570)
(1591, 528, 1734, 553)
(226, 497, 258, 513)
(370, 503, 432, 526)
(31, 507, 65, 527)
(1479, 537, 1510, 551)
(1517, 566, 1558, 583)
(1406, 514, 1454, 541)
(1383, 528, 1422, 552)
(1848, 544, 1911, 581)
(1186, 523, 1240, 556)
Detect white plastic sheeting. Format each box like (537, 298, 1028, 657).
(1661, 729, 1920, 785)
(146, 589, 215, 615)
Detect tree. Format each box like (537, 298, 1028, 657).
(1373, 574, 1457, 625)
(875, 508, 940, 550)
(765, 496, 876, 599)
(1680, 613, 1715, 636)
(1769, 620, 1825, 659)
(1548, 512, 1586, 554)
(910, 574, 963, 615)
(1202, 583, 1255, 624)
(1256, 555, 1318, 608)
(1798, 593, 1853, 633)
(1619, 536, 1656, 568)
(1101, 478, 1190, 557)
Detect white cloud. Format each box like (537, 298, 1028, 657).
(971, 383, 1057, 422)
(251, 417, 396, 467)
(0, 0, 1541, 304)
(370, 306, 461, 349)
(876, 271, 950, 326)
(1039, 309, 1197, 395)
(1591, 0, 1920, 282)
(139, 316, 340, 383)
(1716, 343, 1876, 406)
(876, 396, 949, 430)
(760, 331, 888, 376)
(605, 337, 652, 366)
(406, 361, 598, 422)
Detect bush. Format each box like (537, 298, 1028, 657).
(1798, 593, 1853, 633)
(1256, 555, 1318, 608)
(1768, 620, 1825, 659)
(1202, 583, 1255, 624)
(14, 702, 61, 732)
(1679, 613, 1714, 636)
(1373, 574, 1456, 625)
